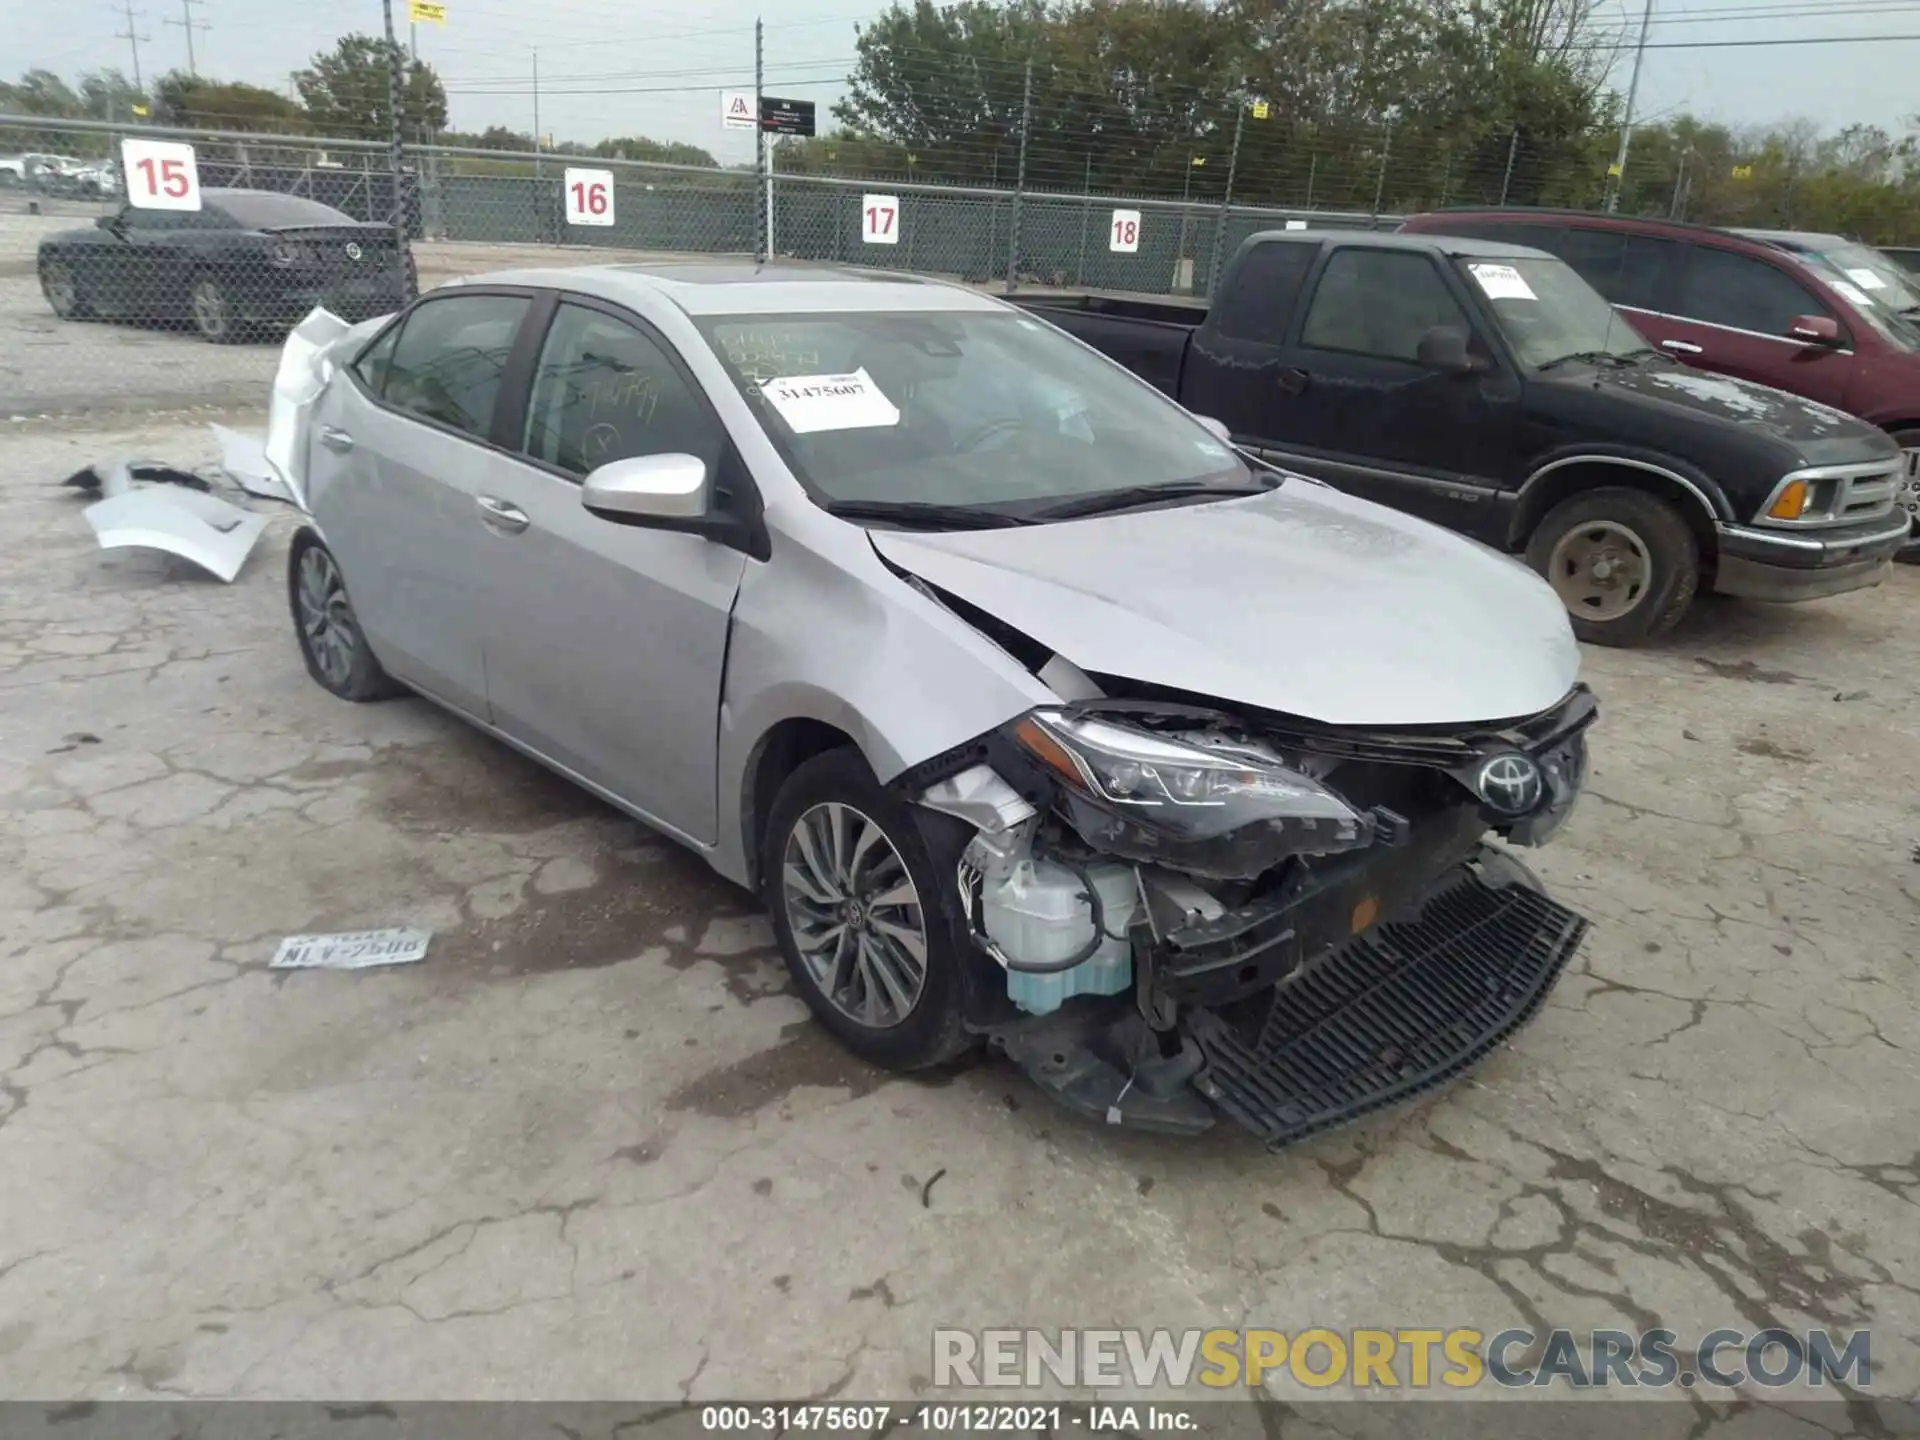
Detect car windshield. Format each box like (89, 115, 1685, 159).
(1790, 246, 1920, 349)
(695, 309, 1250, 515)
(213, 193, 355, 229)
(1455, 254, 1653, 369)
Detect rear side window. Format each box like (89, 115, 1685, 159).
(382, 294, 530, 439)
(1557, 229, 1679, 312)
(1299, 248, 1468, 362)
(522, 302, 724, 478)
(1214, 240, 1318, 345)
(1673, 246, 1832, 337)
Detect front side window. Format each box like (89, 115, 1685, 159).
(1674, 247, 1829, 337)
(1456, 254, 1652, 369)
(1214, 240, 1318, 345)
(694, 309, 1247, 512)
(382, 294, 529, 439)
(522, 303, 724, 477)
(1299, 248, 1470, 362)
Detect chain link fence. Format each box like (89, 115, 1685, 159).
(2, 112, 1396, 419)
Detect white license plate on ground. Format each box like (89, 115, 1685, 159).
(271, 927, 432, 970)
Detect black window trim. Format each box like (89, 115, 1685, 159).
(342, 284, 544, 456)
(1293, 242, 1478, 366)
(507, 289, 770, 559)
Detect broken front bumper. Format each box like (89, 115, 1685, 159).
(993, 846, 1586, 1147)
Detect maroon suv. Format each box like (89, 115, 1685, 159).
(1399, 209, 1920, 550)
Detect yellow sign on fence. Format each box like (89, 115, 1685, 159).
(409, 0, 447, 24)
(1732, 164, 1754, 180)
(1250, 100, 1270, 120)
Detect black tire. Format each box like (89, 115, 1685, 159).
(287, 528, 402, 702)
(1886, 427, 1920, 564)
(188, 272, 241, 343)
(761, 747, 976, 1072)
(1526, 487, 1698, 647)
(39, 257, 90, 319)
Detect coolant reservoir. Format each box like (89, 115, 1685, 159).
(982, 858, 1137, 1015)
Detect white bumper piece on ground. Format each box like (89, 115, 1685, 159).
(82, 484, 269, 583)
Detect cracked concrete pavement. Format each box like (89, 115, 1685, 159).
(0, 415, 1915, 1412)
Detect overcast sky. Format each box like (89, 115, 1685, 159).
(3, 0, 1915, 163)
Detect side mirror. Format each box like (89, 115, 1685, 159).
(580, 452, 707, 524)
(1193, 414, 1232, 444)
(1788, 314, 1841, 347)
(1416, 325, 1480, 374)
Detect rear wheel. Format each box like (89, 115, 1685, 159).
(189, 273, 239, 343)
(1887, 427, 1920, 563)
(761, 748, 975, 1072)
(1527, 487, 1698, 647)
(288, 529, 401, 702)
(40, 258, 88, 319)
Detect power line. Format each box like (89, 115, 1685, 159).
(112, 0, 150, 91)
(162, 0, 210, 77)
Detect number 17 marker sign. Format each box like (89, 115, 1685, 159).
(564, 167, 614, 227)
(862, 194, 899, 245)
(1109, 209, 1141, 254)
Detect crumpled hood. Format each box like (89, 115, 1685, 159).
(870, 481, 1580, 727)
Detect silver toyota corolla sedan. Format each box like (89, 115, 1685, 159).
(281, 262, 1595, 1146)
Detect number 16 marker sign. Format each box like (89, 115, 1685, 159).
(564, 167, 614, 227)
(862, 194, 899, 245)
(121, 138, 201, 211)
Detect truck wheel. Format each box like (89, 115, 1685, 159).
(1526, 488, 1697, 646)
(1888, 428, 1920, 563)
(761, 748, 976, 1073)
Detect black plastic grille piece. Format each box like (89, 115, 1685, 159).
(1188, 872, 1587, 1148)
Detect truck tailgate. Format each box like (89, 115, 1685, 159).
(1011, 292, 1206, 397)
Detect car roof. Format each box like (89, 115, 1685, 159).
(1732, 228, 1852, 250)
(447, 261, 1007, 317)
(1256, 228, 1554, 260)
(1402, 206, 1800, 253)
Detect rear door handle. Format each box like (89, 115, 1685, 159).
(318, 426, 354, 452)
(1660, 339, 1703, 356)
(475, 496, 530, 534)
(1276, 367, 1310, 396)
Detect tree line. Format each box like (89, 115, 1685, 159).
(5, 4, 1920, 242)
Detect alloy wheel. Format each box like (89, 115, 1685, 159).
(1547, 519, 1651, 622)
(42, 262, 76, 316)
(779, 802, 928, 1030)
(191, 279, 231, 340)
(295, 545, 360, 690)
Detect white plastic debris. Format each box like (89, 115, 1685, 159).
(265, 306, 353, 513)
(270, 927, 433, 970)
(209, 423, 294, 503)
(82, 485, 268, 583)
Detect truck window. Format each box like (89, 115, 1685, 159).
(1214, 240, 1317, 345)
(1673, 246, 1833, 338)
(1298, 248, 1469, 363)
(1558, 229, 1680, 312)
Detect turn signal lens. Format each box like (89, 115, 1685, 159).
(1766, 479, 1810, 520)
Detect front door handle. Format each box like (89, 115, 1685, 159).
(318, 425, 354, 452)
(1660, 339, 1703, 356)
(1276, 366, 1310, 396)
(475, 496, 530, 534)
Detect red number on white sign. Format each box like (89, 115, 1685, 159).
(865, 206, 894, 235)
(861, 194, 901, 245)
(563, 167, 615, 227)
(135, 157, 191, 199)
(1109, 209, 1142, 254)
(571, 181, 608, 215)
(121, 138, 201, 211)
(1113, 218, 1136, 246)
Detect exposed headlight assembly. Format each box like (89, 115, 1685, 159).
(1006, 709, 1375, 879)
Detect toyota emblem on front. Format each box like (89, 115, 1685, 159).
(1475, 753, 1544, 814)
(345, 242, 362, 260)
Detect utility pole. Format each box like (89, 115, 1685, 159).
(1499, 129, 1519, 206)
(754, 17, 766, 265)
(531, 48, 541, 158)
(380, 0, 410, 299)
(163, 0, 209, 77)
(1605, 0, 1654, 213)
(114, 0, 150, 91)
(1004, 54, 1032, 294)
(1209, 96, 1245, 297)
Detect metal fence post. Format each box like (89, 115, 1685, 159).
(1004, 55, 1033, 294)
(1371, 119, 1392, 222)
(1499, 129, 1518, 206)
(1208, 98, 1245, 298)
(381, 0, 409, 297)
(754, 17, 766, 265)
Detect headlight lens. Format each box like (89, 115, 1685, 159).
(1009, 710, 1371, 879)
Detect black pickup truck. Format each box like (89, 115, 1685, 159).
(1014, 231, 1912, 645)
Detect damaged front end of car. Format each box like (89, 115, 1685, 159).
(911, 688, 1595, 1147)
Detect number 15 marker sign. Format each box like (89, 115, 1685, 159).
(564, 167, 614, 227)
(121, 138, 202, 211)
(862, 194, 899, 245)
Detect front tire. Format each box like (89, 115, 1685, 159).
(40, 258, 89, 319)
(189, 273, 240, 343)
(762, 748, 975, 1072)
(1527, 487, 1698, 646)
(288, 529, 401, 702)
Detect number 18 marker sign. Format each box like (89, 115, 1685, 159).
(121, 137, 201, 211)
(862, 194, 899, 245)
(564, 167, 614, 227)
(1109, 209, 1141, 253)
